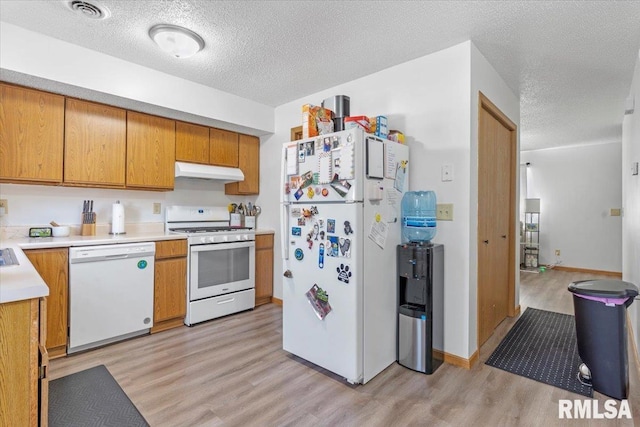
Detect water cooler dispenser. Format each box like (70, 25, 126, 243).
(397, 243, 444, 374)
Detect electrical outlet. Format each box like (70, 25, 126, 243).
(555, 249, 561, 257)
(153, 202, 161, 215)
(436, 203, 453, 221)
(0, 199, 8, 214)
(610, 208, 621, 217)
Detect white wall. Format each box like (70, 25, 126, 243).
(257, 41, 519, 360)
(0, 22, 274, 135)
(0, 180, 257, 230)
(622, 52, 640, 359)
(521, 143, 623, 272)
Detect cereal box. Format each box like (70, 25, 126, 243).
(344, 115, 371, 132)
(373, 115, 388, 138)
(302, 104, 334, 138)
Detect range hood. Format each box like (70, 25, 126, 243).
(175, 161, 244, 183)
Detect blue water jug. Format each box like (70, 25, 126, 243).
(401, 191, 437, 243)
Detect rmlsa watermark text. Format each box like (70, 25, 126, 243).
(559, 399, 631, 419)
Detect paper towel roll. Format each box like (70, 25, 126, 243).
(111, 201, 126, 235)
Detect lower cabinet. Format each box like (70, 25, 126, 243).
(0, 298, 48, 427)
(152, 240, 188, 333)
(24, 248, 69, 359)
(255, 233, 274, 306)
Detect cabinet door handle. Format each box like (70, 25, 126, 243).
(501, 235, 507, 239)
(483, 240, 489, 244)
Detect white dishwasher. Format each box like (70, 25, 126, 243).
(68, 242, 155, 354)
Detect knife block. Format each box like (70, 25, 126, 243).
(81, 216, 96, 236)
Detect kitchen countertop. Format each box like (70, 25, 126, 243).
(0, 228, 273, 304)
(0, 230, 186, 304)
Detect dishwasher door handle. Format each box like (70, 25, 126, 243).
(104, 254, 129, 260)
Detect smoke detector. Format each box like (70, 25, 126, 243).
(65, 0, 111, 20)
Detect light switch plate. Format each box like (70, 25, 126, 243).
(436, 203, 453, 221)
(153, 202, 161, 215)
(442, 164, 453, 182)
(611, 208, 621, 217)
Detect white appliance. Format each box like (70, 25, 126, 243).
(281, 128, 409, 384)
(68, 242, 155, 353)
(175, 161, 244, 182)
(165, 206, 256, 325)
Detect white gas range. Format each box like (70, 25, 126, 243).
(166, 206, 256, 325)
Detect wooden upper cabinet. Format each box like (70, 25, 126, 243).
(175, 121, 209, 164)
(64, 99, 126, 187)
(225, 134, 259, 195)
(210, 128, 239, 167)
(0, 83, 64, 184)
(126, 111, 176, 190)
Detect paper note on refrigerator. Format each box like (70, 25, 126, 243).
(385, 146, 397, 179)
(340, 143, 355, 180)
(287, 144, 298, 175)
(368, 213, 388, 249)
(318, 151, 332, 184)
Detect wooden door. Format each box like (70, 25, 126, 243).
(255, 233, 274, 306)
(0, 83, 64, 184)
(225, 134, 259, 195)
(210, 128, 239, 167)
(126, 111, 175, 190)
(64, 98, 126, 187)
(154, 258, 187, 323)
(0, 298, 40, 427)
(24, 248, 69, 358)
(176, 121, 209, 164)
(478, 92, 517, 347)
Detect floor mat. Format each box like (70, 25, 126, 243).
(485, 307, 593, 397)
(49, 365, 149, 427)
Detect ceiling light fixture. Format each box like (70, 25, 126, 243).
(149, 24, 204, 58)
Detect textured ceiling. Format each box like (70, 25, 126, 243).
(1, 0, 639, 151)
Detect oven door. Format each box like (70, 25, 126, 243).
(189, 240, 255, 300)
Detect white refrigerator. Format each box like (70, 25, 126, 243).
(280, 128, 409, 384)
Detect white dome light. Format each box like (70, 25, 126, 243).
(149, 24, 204, 58)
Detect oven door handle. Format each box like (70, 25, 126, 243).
(190, 241, 255, 252)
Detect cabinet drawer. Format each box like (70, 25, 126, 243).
(155, 240, 188, 259)
(255, 233, 274, 250)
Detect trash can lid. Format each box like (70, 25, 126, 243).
(568, 279, 639, 299)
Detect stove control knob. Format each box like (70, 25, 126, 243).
(200, 236, 207, 244)
(208, 236, 216, 244)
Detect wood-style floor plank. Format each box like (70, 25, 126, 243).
(51, 270, 640, 426)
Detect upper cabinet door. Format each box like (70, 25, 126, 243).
(0, 83, 64, 184)
(210, 128, 239, 167)
(225, 134, 259, 195)
(175, 121, 209, 164)
(64, 99, 126, 187)
(126, 111, 176, 190)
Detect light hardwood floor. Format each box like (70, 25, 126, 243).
(51, 269, 640, 426)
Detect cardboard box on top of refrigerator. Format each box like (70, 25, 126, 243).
(302, 104, 334, 138)
(369, 115, 388, 138)
(344, 115, 371, 132)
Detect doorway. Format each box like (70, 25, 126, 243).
(477, 92, 518, 347)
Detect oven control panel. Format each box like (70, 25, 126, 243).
(191, 233, 255, 245)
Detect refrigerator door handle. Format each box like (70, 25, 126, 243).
(281, 202, 289, 260)
(280, 144, 290, 260)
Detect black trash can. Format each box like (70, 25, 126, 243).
(568, 279, 639, 400)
